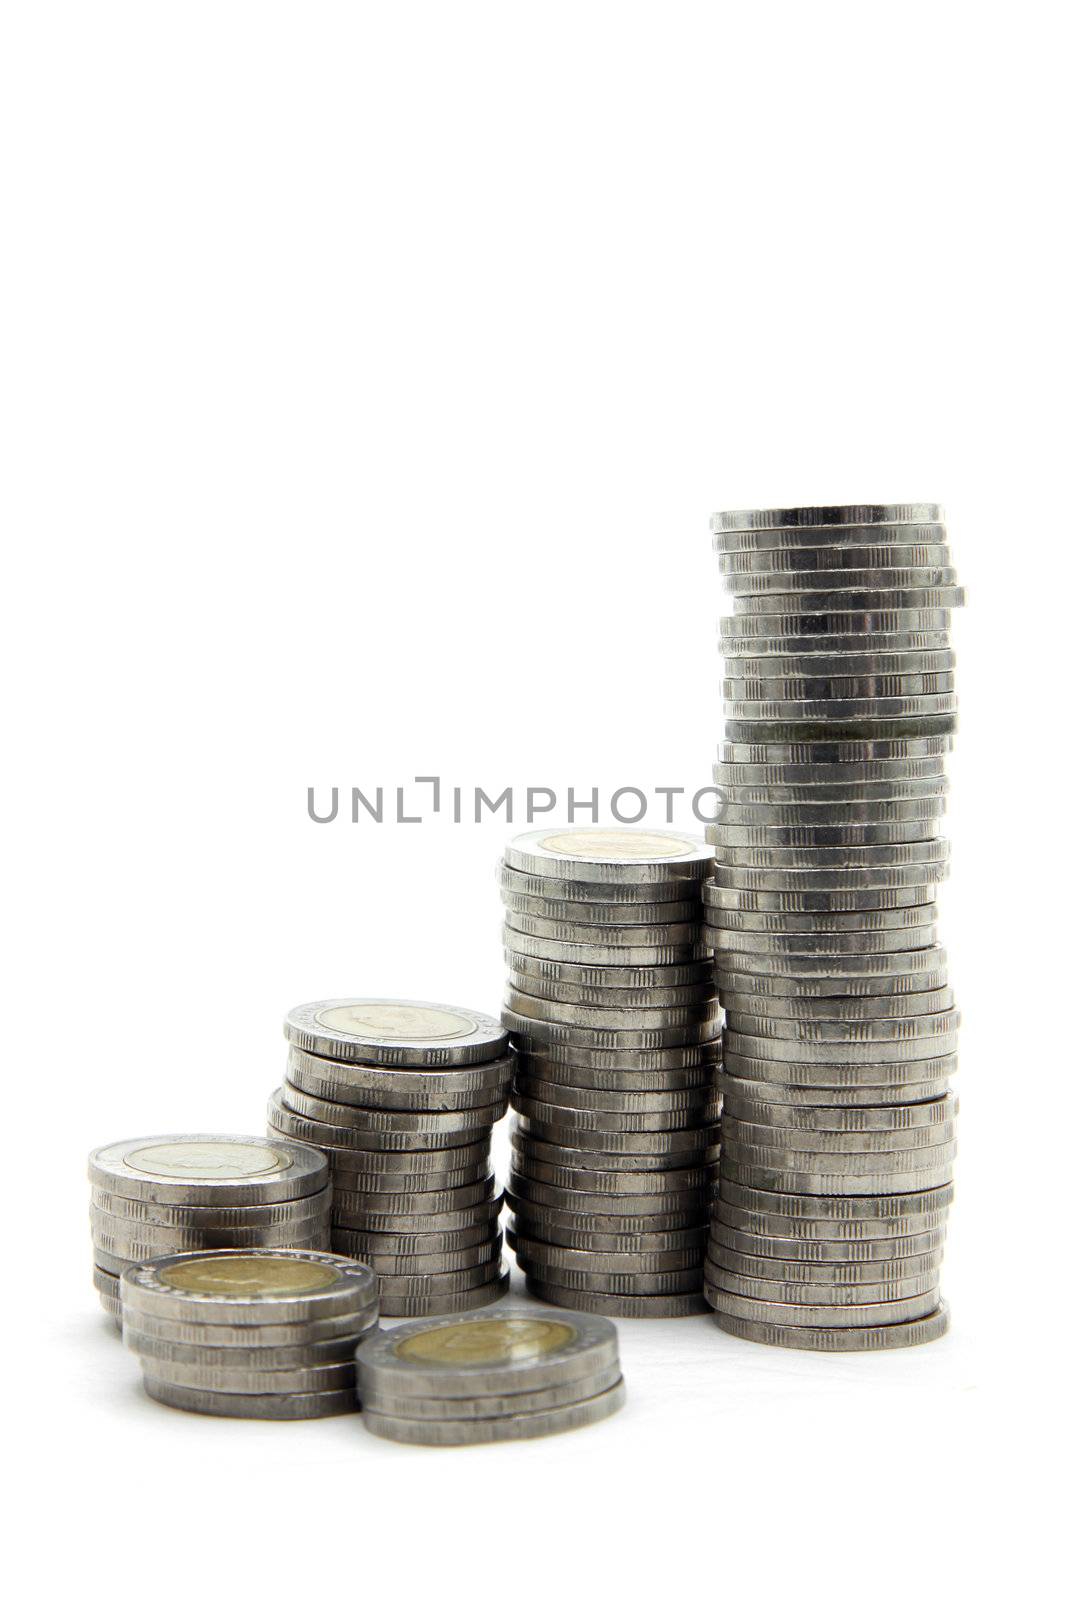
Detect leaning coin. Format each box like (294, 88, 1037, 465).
(720, 650, 955, 681)
(711, 504, 944, 533)
(714, 945, 949, 976)
(361, 1378, 625, 1445)
(512, 1118, 717, 1157)
(720, 1118, 955, 1156)
(715, 1178, 954, 1222)
(503, 1013, 716, 1054)
(511, 1212, 709, 1255)
(504, 827, 714, 885)
(710, 866, 949, 894)
(717, 695, 958, 724)
(329, 1160, 491, 1195)
(508, 1158, 713, 1197)
(142, 1378, 358, 1419)
(713, 1202, 947, 1244)
(513, 1096, 714, 1136)
(712, 754, 949, 783)
(515, 1256, 703, 1295)
(718, 1092, 956, 1132)
(332, 1195, 504, 1236)
(723, 1139, 957, 1174)
(278, 1082, 506, 1132)
(715, 986, 953, 1016)
(515, 1039, 720, 1071)
(723, 717, 957, 745)
(712, 841, 950, 868)
(509, 972, 714, 1009)
(512, 1130, 716, 1173)
(89, 1135, 328, 1207)
(706, 885, 938, 914)
(324, 1141, 491, 1177)
(719, 1159, 955, 1196)
(90, 1212, 331, 1255)
(710, 1301, 949, 1350)
(503, 930, 701, 968)
(514, 1078, 715, 1116)
(710, 926, 939, 955)
(725, 1009, 960, 1041)
(723, 1029, 958, 1062)
(730, 586, 964, 616)
(704, 1265, 939, 1307)
(330, 1176, 497, 1219)
(718, 735, 953, 763)
(706, 904, 940, 933)
(709, 798, 945, 828)
(506, 1193, 710, 1240)
(267, 1094, 497, 1151)
(119, 1249, 378, 1324)
(502, 890, 697, 926)
(504, 987, 716, 1030)
(504, 911, 702, 946)
(339, 1240, 504, 1276)
(515, 1058, 713, 1093)
(284, 999, 509, 1067)
(718, 1073, 954, 1108)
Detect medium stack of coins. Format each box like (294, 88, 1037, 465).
(356, 1305, 625, 1445)
(704, 503, 962, 1350)
(499, 827, 721, 1317)
(267, 999, 513, 1317)
(120, 1249, 378, 1418)
(89, 1135, 331, 1322)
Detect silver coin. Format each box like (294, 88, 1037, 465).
(714, 521, 947, 552)
(284, 999, 509, 1067)
(508, 1172, 713, 1218)
(707, 904, 939, 933)
(331, 1221, 500, 1257)
(338, 1238, 504, 1276)
(502, 1008, 716, 1052)
(332, 1194, 503, 1235)
(497, 863, 702, 905)
(514, 1078, 715, 1115)
(509, 1154, 713, 1196)
(720, 608, 956, 637)
(726, 567, 959, 597)
(375, 1249, 504, 1295)
(502, 889, 698, 926)
(709, 1221, 946, 1262)
(718, 1073, 954, 1109)
(515, 1254, 703, 1295)
(721, 1056, 957, 1092)
(377, 1268, 511, 1320)
(713, 841, 950, 870)
(355, 1304, 619, 1398)
(506, 950, 715, 989)
(89, 1135, 328, 1206)
(89, 1189, 334, 1229)
(511, 1212, 709, 1254)
(509, 971, 714, 1009)
(719, 734, 953, 763)
(712, 505, 944, 533)
(324, 1140, 492, 1176)
(721, 1117, 955, 1157)
(711, 926, 939, 955)
(267, 1093, 498, 1151)
(706, 1282, 942, 1327)
(278, 1081, 507, 1132)
(504, 987, 716, 1030)
(361, 1364, 622, 1420)
(716, 1177, 953, 1224)
(90, 1212, 332, 1255)
(711, 866, 948, 895)
(512, 1117, 717, 1157)
(512, 1131, 716, 1174)
(720, 629, 952, 658)
(362, 1376, 625, 1444)
(720, 650, 955, 681)
(124, 1328, 365, 1370)
(710, 800, 946, 829)
(509, 1229, 704, 1275)
(705, 1262, 939, 1306)
(719, 1092, 956, 1132)
(503, 827, 713, 885)
(506, 1192, 709, 1238)
(515, 1039, 720, 1071)
(720, 1158, 955, 1196)
(504, 911, 701, 948)
(707, 1239, 943, 1282)
(120, 1304, 378, 1348)
(711, 1300, 949, 1350)
(513, 1096, 714, 1137)
(714, 944, 948, 976)
(717, 696, 958, 725)
(516, 1057, 712, 1093)
(329, 1160, 490, 1196)
(119, 1248, 378, 1325)
(330, 1176, 498, 1219)
(723, 1028, 957, 1062)
(524, 1278, 708, 1317)
(142, 1376, 358, 1419)
(285, 1045, 513, 1110)
(724, 1009, 960, 1041)
(503, 929, 701, 968)
(720, 544, 952, 575)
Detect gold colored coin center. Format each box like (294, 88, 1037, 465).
(125, 1141, 291, 1179)
(158, 1257, 340, 1296)
(540, 829, 691, 862)
(396, 1318, 577, 1366)
(318, 1002, 477, 1041)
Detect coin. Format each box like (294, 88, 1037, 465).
(714, 523, 947, 552)
(726, 567, 960, 597)
(720, 1158, 955, 1196)
(502, 890, 697, 925)
(284, 999, 509, 1067)
(119, 1249, 378, 1324)
(497, 864, 702, 904)
(711, 505, 944, 533)
(142, 1377, 358, 1419)
(709, 1221, 947, 1262)
(720, 608, 955, 637)
(521, 1279, 708, 1317)
(504, 987, 717, 1029)
(719, 545, 952, 575)
(508, 1172, 713, 1218)
(361, 1377, 625, 1444)
(710, 1301, 949, 1350)
(285, 1045, 514, 1110)
(720, 630, 952, 658)
(360, 1365, 623, 1420)
(506, 951, 715, 988)
(503, 929, 702, 968)
(89, 1136, 329, 1206)
(376, 1268, 510, 1319)
(503, 827, 714, 884)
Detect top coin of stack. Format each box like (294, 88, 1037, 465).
(357, 1304, 626, 1445)
(89, 1135, 332, 1322)
(121, 1247, 379, 1419)
(267, 999, 513, 1317)
(500, 826, 722, 1318)
(704, 503, 962, 1350)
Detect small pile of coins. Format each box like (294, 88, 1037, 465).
(704, 503, 962, 1350)
(120, 1249, 378, 1419)
(89, 1135, 331, 1321)
(268, 999, 513, 1317)
(499, 827, 722, 1317)
(356, 1305, 625, 1445)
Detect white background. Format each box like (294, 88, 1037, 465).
(3, 2, 1063, 1594)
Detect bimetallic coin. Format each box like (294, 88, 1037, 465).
(285, 1045, 513, 1110)
(89, 1189, 333, 1229)
(119, 1249, 378, 1325)
(359, 1365, 622, 1420)
(124, 1329, 364, 1370)
(330, 1222, 499, 1258)
(143, 1378, 358, 1418)
(120, 1305, 378, 1348)
(284, 999, 509, 1067)
(523, 1279, 708, 1318)
(502, 890, 698, 926)
(711, 505, 944, 533)
(504, 828, 714, 885)
(505, 951, 715, 989)
(361, 1378, 625, 1445)
(503, 930, 701, 969)
(89, 1135, 327, 1206)
(706, 1242, 942, 1285)
(267, 1093, 499, 1152)
(705, 1283, 942, 1327)
(497, 863, 702, 904)
(503, 987, 716, 1031)
(509, 1230, 704, 1275)
(714, 522, 947, 552)
(330, 1176, 497, 1218)
(709, 1221, 946, 1262)
(719, 1158, 955, 1196)
(508, 1172, 713, 1219)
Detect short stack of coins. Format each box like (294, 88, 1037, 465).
(499, 826, 721, 1317)
(267, 999, 513, 1317)
(89, 1135, 331, 1322)
(356, 1305, 625, 1446)
(120, 1248, 378, 1418)
(704, 502, 963, 1350)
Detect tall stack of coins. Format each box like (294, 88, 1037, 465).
(120, 1249, 378, 1418)
(267, 1000, 512, 1317)
(357, 1306, 625, 1445)
(89, 1135, 331, 1322)
(704, 503, 963, 1350)
(499, 827, 721, 1317)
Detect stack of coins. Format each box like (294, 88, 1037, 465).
(499, 827, 721, 1318)
(267, 999, 513, 1317)
(120, 1248, 378, 1418)
(704, 503, 962, 1350)
(356, 1305, 625, 1445)
(89, 1135, 331, 1322)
